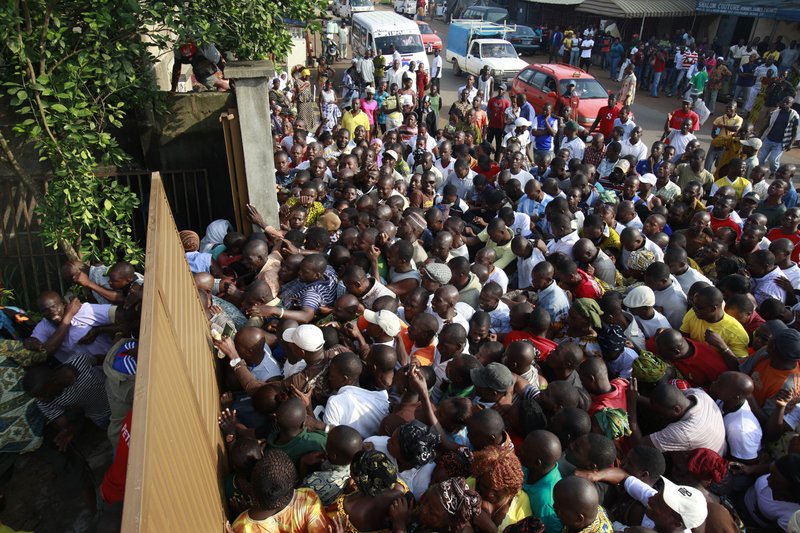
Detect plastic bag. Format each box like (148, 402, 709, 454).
(694, 99, 711, 126)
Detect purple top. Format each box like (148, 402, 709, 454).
(31, 303, 114, 363)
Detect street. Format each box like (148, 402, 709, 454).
(339, 4, 800, 167)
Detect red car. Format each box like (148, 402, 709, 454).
(510, 64, 610, 129)
(416, 21, 442, 53)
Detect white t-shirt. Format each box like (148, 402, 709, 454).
(561, 137, 585, 161)
(652, 278, 688, 330)
(365, 436, 436, 501)
(250, 345, 283, 381)
(511, 212, 532, 237)
(634, 311, 671, 339)
(674, 267, 713, 296)
(431, 54, 443, 78)
(517, 249, 546, 289)
(509, 169, 535, 190)
(650, 388, 727, 456)
(782, 263, 800, 290)
(752, 267, 789, 305)
(716, 400, 762, 461)
(745, 474, 800, 532)
(580, 39, 594, 58)
(322, 385, 390, 438)
(487, 267, 509, 293)
(619, 139, 648, 162)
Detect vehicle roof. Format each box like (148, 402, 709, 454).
(523, 63, 596, 80)
(353, 11, 422, 31)
(464, 5, 507, 11)
(474, 38, 514, 44)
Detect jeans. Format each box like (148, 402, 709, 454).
(641, 63, 653, 88)
(650, 71, 663, 96)
(610, 56, 620, 80)
(705, 88, 719, 109)
(704, 145, 724, 172)
(671, 69, 686, 95)
(759, 138, 786, 174)
(570, 49, 580, 66)
(733, 85, 750, 102)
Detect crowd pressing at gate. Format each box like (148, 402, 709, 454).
(3, 22, 800, 533)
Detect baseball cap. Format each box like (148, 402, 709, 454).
(567, 81, 576, 86)
(470, 362, 514, 392)
(661, 477, 708, 530)
(384, 149, 398, 161)
(514, 117, 531, 128)
(639, 173, 657, 186)
(613, 159, 631, 173)
(773, 328, 800, 360)
(681, 96, 693, 103)
(282, 324, 325, 352)
(623, 285, 656, 308)
(498, 83, 507, 91)
(366, 86, 376, 94)
(742, 191, 761, 203)
(740, 138, 763, 150)
(364, 309, 402, 337)
(422, 262, 452, 284)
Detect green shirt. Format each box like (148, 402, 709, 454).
(267, 428, 327, 468)
(690, 70, 708, 95)
(522, 465, 563, 533)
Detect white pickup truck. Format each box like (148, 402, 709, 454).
(445, 20, 529, 85)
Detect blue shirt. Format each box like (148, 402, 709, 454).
(551, 31, 563, 48)
(520, 102, 536, 131)
(534, 115, 557, 151)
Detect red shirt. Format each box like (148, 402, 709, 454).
(743, 310, 766, 335)
(767, 227, 800, 262)
(531, 336, 558, 361)
(669, 109, 701, 132)
(488, 96, 511, 130)
(100, 411, 132, 504)
(588, 378, 629, 415)
(673, 339, 729, 390)
(654, 51, 666, 73)
(503, 330, 535, 348)
(594, 104, 622, 137)
(710, 215, 742, 238)
(573, 269, 603, 300)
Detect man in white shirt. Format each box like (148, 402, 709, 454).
(748, 249, 788, 305)
(579, 37, 594, 71)
(430, 49, 443, 88)
(386, 60, 406, 90)
(321, 352, 390, 438)
(619, 126, 648, 162)
(561, 121, 585, 160)
(664, 247, 712, 299)
(457, 76, 479, 104)
(644, 263, 688, 330)
(710, 372, 762, 462)
(643, 383, 727, 455)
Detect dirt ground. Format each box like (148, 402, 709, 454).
(0, 424, 112, 533)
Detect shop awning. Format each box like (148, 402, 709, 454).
(696, 0, 800, 22)
(575, 0, 695, 18)
(523, 0, 583, 5)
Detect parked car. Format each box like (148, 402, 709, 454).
(506, 25, 540, 55)
(460, 5, 508, 23)
(416, 21, 443, 53)
(511, 64, 609, 128)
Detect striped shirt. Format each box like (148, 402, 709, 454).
(280, 266, 339, 312)
(37, 353, 110, 426)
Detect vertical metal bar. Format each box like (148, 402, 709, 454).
(192, 171, 203, 230)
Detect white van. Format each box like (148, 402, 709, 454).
(352, 12, 429, 73)
(393, 0, 416, 16)
(335, 0, 374, 20)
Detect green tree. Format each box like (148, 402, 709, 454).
(0, 0, 320, 265)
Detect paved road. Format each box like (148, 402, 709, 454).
(338, 5, 800, 167)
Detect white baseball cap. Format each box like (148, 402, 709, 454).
(282, 324, 325, 352)
(363, 309, 402, 337)
(623, 285, 656, 308)
(639, 173, 657, 186)
(514, 117, 531, 128)
(660, 476, 708, 530)
(384, 149, 399, 160)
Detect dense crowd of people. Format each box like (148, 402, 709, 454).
(4, 16, 800, 533)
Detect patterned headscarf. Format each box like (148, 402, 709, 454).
(351, 450, 398, 497)
(594, 408, 632, 440)
(179, 230, 200, 252)
(437, 477, 482, 530)
(598, 324, 627, 358)
(572, 298, 603, 329)
(632, 350, 668, 383)
(627, 249, 656, 272)
(397, 420, 440, 469)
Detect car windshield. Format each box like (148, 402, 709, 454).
(560, 78, 608, 99)
(481, 43, 518, 58)
(418, 23, 433, 34)
(512, 26, 534, 36)
(485, 10, 507, 22)
(352, 0, 372, 5)
(376, 34, 425, 55)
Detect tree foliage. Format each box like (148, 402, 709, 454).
(0, 0, 321, 265)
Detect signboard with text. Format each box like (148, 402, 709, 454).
(696, 1, 778, 18)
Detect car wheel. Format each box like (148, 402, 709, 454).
(452, 59, 462, 76)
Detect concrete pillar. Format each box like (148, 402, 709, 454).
(225, 61, 279, 228)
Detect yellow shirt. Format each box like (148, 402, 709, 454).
(712, 176, 751, 199)
(712, 114, 744, 140)
(681, 308, 750, 358)
(341, 110, 370, 135)
(477, 227, 515, 269)
(466, 479, 532, 531)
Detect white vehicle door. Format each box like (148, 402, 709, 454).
(466, 41, 481, 75)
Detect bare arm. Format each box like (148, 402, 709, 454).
(28, 298, 82, 357)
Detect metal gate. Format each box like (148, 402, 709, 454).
(0, 169, 214, 309)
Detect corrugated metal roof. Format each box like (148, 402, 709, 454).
(576, 0, 696, 18)
(522, 0, 583, 5)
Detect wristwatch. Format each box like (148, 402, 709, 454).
(229, 357, 243, 368)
